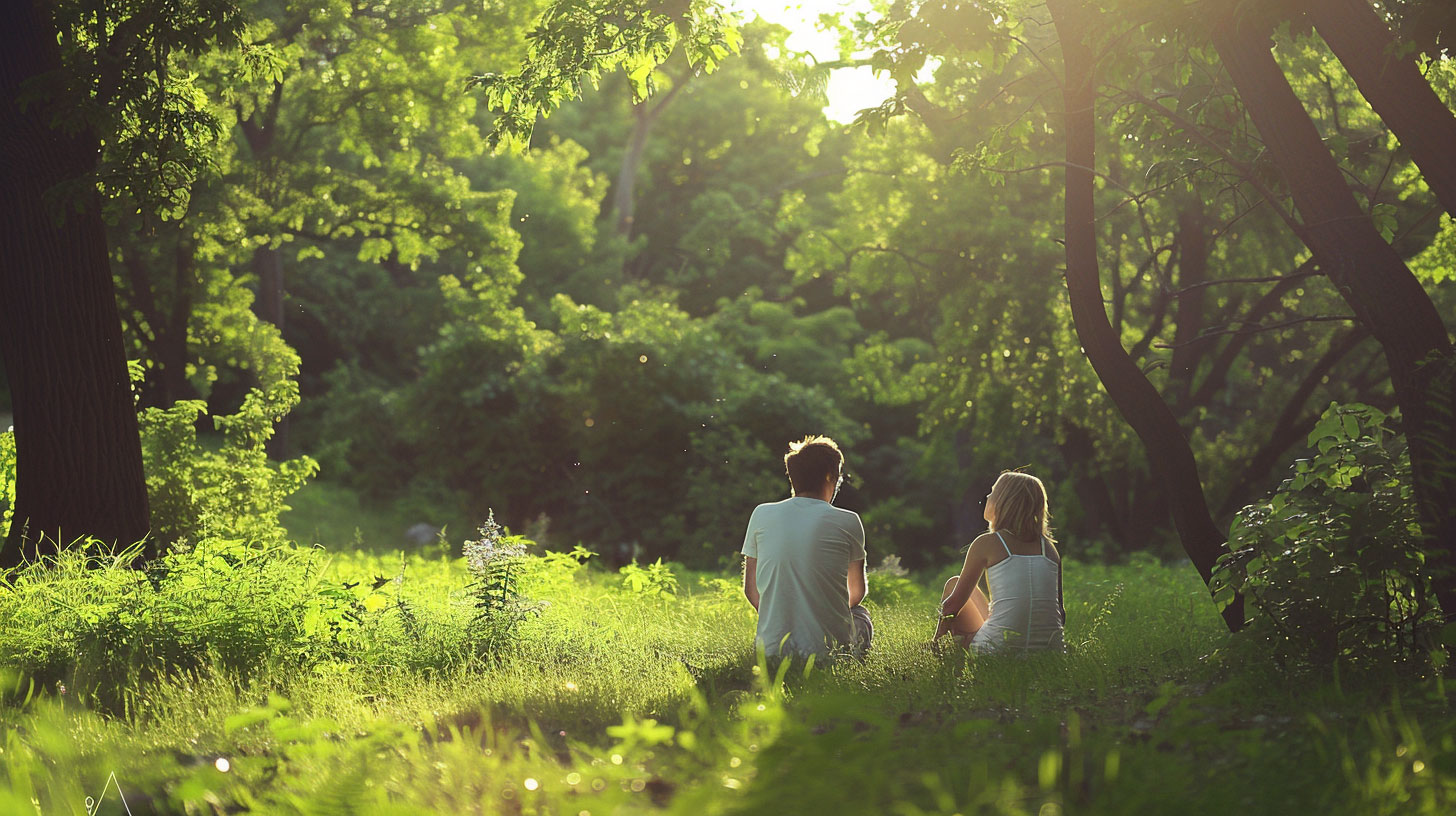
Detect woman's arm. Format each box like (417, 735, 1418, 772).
(1057, 558, 1065, 627)
(934, 538, 989, 639)
(743, 555, 760, 610)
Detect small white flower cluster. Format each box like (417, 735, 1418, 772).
(870, 553, 908, 578)
(463, 510, 527, 577)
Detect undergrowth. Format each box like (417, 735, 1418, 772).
(0, 537, 1451, 815)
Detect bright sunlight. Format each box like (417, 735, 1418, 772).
(730, 0, 895, 123)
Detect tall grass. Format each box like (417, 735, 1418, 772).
(0, 539, 1451, 814)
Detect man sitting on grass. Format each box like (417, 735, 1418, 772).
(740, 435, 871, 660)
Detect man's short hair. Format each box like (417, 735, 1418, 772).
(784, 435, 843, 496)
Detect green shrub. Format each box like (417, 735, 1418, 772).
(1214, 403, 1440, 668)
(139, 377, 318, 549)
(0, 430, 13, 541)
(0, 538, 364, 709)
(620, 558, 681, 599)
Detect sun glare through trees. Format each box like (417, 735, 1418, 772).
(731, 0, 898, 122)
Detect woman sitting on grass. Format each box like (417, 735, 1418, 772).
(934, 471, 1065, 653)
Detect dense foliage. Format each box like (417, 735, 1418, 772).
(1217, 403, 1446, 668)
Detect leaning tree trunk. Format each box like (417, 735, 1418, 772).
(1304, 0, 1456, 219)
(1211, 14, 1456, 620)
(0, 1, 151, 566)
(1047, 0, 1244, 631)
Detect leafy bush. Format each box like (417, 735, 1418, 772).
(1214, 403, 1441, 668)
(139, 376, 318, 549)
(619, 558, 681, 598)
(866, 554, 925, 608)
(0, 527, 583, 707)
(0, 430, 13, 541)
(0, 538, 364, 709)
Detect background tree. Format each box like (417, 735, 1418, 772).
(0, 0, 245, 565)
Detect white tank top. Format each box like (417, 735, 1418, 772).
(971, 531, 1065, 654)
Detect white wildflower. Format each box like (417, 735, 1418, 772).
(463, 510, 527, 578)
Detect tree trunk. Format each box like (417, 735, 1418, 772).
(1169, 210, 1207, 412)
(1047, 0, 1244, 631)
(1304, 0, 1456, 218)
(118, 241, 196, 408)
(615, 102, 653, 240)
(1212, 14, 1456, 620)
(613, 72, 691, 244)
(0, 1, 151, 566)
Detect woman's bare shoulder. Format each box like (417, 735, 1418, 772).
(966, 532, 999, 557)
(1044, 539, 1063, 563)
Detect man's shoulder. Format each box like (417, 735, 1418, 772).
(820, 502, 863, 526)
(750, 498, 795, 516)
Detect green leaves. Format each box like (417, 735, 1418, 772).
(619, 558, 680, 598)
(138, 369, 318, 549)
(1217, 402, 1438, 669)
(474, 0, 742, 151)
(0, 432, 14, 543)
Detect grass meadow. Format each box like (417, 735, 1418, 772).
(0, 521, 1452, 815)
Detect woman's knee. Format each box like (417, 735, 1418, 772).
(942, 575, 959, 597)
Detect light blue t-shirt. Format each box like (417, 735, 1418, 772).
(741, 497, 867, 658)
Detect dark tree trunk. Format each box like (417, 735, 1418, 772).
(253, 246, 285, 333)
(119, 241, 196, 408)
(1169, 210, 1208, 412)
(0, 1, 151, 566)
(1212, 15, 1456, 620)
(1304, 0, 1456, 218)
(240, 86, 291, 457)
(1047, 0, 1244, 631)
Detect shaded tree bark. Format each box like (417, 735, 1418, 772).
(1211, 13, 1456, 619)
(1304, 0, 1456, 218)
(1057, 419, 1131, 547)
(1047, 0, 1243, 631)
(613, 72, 691, 241)
(240, 83, 290, 456)
(1168, 210, 1207, 411)
(1217, 328, 1370, 516)
(118, 240, 196, 408)
(0, 1, 150, 566)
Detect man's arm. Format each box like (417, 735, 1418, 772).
(743, 555, 760, 610)
(847, 558, 867, 607)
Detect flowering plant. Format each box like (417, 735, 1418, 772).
(463, 511, 538, 657)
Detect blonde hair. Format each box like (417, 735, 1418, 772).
(988, 471, 1056, 543)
